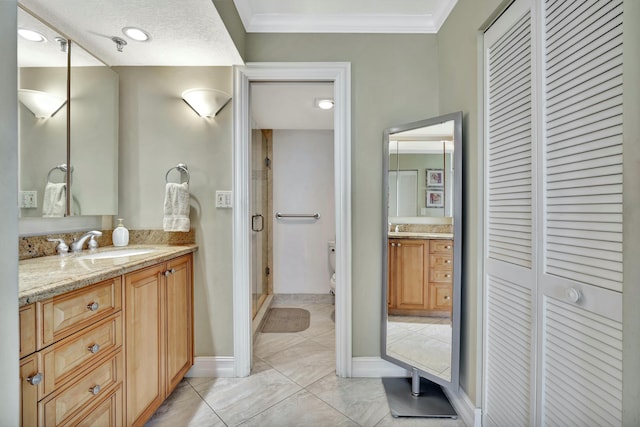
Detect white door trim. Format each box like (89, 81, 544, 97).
(232, 62, 352, 377)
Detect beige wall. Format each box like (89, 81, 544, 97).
(437, 0, 505, 404)
(0, 0, 20, 424)
(246, 33, 440, 356)
(115, 66, 235, 356)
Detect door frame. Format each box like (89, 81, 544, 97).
(232, 62, 352, 377)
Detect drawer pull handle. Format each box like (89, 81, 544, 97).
(87, 302, 99, 312)
(445, 260, 452, 264)
(397, 243, 402, 247)
(89, 385, 101, 396)
(88, 344, 100, 354)
(27, 373, 43, 386)
(444, 274, 451, 278)
(164, 268, 176, 277)
(444, 295, 451, 300)
(444, 245, 451, 249)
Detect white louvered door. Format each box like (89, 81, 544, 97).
(483, 0, 536, 425)
(484, 0, 624, 426)
(538, 0, 624, 425)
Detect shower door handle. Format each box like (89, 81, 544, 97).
(251, 214, 264, 232)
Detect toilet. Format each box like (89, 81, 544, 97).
(328, 240, 336, 294)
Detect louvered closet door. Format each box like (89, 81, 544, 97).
(483, 0, 536, 426)
(538, 0, 624, 425)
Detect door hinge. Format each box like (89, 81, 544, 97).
(264, 157, 271, 168)
(265, 266, 270, 276)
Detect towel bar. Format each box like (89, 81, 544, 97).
(165, 163, 190, 184)
(46, 164, 73, 183)
(275, 212, 320, 220)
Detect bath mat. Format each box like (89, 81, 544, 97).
(261, 308, 310, 333)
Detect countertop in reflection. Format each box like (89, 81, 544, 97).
(387, 232, 453, 240)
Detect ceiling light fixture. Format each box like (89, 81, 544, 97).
(18, 89, 66, 119)
(122, 27, 151, 42)
(315, 98, 334, 110)
(18, 28, 47, 43)
(182, 88, 232, 118)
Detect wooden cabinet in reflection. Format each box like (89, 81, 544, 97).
(388, 238, 453, 316)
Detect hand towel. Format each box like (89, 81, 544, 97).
(163, 182, 190, 232)
(42, 182, 66, 217)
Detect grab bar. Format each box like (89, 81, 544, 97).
(275, 212, 320, 220)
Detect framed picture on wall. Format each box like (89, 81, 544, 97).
(426, 190, 444, 208)
(426, 169, 444, 187)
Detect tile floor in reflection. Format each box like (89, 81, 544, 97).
(145, 302, 466, 427)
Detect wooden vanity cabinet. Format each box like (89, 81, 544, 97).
(388, 238, 453, 315)
(19, 251, 194, 427)
(125, 254, 193, 426)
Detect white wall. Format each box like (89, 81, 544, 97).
(272, 129, 335, 294)
(1, 0, 20, 424)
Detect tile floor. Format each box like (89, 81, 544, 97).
(145, 301, 466, 427)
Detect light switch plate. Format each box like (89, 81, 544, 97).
(20, 191, 37, 208)
(215, 190, 232, 208)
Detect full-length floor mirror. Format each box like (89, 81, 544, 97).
(381, 112, 462, 417)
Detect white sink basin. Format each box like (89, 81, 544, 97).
(78, 248, 156, 260)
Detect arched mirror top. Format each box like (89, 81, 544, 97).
(382, 111, 462, 391)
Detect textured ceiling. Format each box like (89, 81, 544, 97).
(19, 0, 244, 66)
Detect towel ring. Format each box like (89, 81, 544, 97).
(47, 163, 73, 184)
(165, 163, 190, 184)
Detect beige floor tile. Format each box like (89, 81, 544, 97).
(239, 390, 359, 427)
(254, 331, 308, 359)
(307, 374, 390, 427)
(262, 339, 336, 387)
(374, 413, 465, 427)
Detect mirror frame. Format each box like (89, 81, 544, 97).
(381, 111, 462, 391)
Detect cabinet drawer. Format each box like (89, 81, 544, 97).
(20, 352, 41, 427)
(430, 269, 453, 283)
(430, 240, 453, 253)
(60, 385, 123, 427)
(20, 303, 39, 357)
(430, 253, 453, 270)
(41, 313, 123, 397)
(41, 351, 123, 427)
(41, 277, 122, 347)
(429, 283, 452, 310)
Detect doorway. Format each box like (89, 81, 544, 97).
(233, 63, 352, 377)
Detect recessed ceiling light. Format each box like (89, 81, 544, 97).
(18, 28, 47, 43)
(316, 98, 334, 110)
(122, 27, 151, 42)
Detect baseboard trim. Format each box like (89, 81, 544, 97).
(352, 357, 478, 426)
(185, 356, 235, 378)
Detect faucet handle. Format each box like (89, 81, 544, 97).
(88, 235, 99, 250)
(47, 238, 69, 255)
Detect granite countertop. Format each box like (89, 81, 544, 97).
(19, 244, 198, 306)
(387, 232, 454, 240)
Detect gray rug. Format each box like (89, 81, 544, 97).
(261, 308, 310, 333)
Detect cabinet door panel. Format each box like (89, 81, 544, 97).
(20, 353, 41, 427)
(20, 303, 38, 357)
(395, 240, 429, 310)
(165, 255, 193, 395)
(125, 264, 165, 426)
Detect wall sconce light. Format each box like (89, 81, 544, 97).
(182, 88, 231, 118)
(18, 89, 67, 118)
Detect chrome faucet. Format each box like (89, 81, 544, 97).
(71, 230, 103, 253)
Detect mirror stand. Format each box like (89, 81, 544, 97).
(382, 369, 457, 419)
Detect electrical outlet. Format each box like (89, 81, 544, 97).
(20, 191, 37, 208)
(215, 191, 232, 208)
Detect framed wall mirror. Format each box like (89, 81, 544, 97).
(18, 6, 118, 219)
(381, 112, 462, 414)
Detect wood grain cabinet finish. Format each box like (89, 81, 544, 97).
(388, 238, 453, 315)
(125, 254, 193, 427)
(19, 253, 193, 426)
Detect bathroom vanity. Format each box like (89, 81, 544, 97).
(387, 235, 453, 316)
(18, 245, 196, 426)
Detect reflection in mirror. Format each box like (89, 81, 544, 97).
(381, 112, 462, 416)
(69, 41, 118, 216)
(18, 7, 68, 217)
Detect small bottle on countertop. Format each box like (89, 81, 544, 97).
(112, 218, 129, 247)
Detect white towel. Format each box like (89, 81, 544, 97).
(163, 182, 190, 232)
(42, 182, 66, 217)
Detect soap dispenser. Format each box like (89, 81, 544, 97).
(112, 218, 129, 247)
